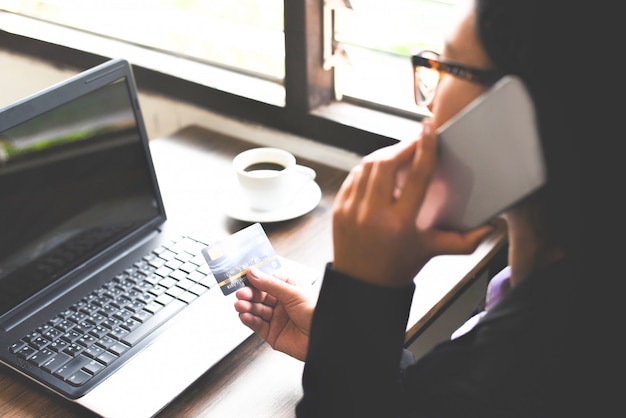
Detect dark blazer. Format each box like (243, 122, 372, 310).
(296, 257, 610, 417)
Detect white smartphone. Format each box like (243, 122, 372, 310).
(416, 75, 546, 231)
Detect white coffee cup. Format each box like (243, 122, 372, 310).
(232, 147, 316, 211)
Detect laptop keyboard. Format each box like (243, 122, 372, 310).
(8, 235, 213, 387)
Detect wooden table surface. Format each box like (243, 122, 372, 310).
(0, 125, 506, 417)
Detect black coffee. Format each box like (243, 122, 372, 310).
(244, 162, 286, 172)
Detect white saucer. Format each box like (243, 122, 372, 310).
(221, 180, 322, 223)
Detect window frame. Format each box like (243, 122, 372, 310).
(0, 0, 425, 156)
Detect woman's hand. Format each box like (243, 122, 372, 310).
(234, 266, 315, 361)
(332, 120, 495, 288)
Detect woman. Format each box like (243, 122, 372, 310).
(235, 0, 604, 416)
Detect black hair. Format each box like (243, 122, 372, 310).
(475, 0, 584, 257)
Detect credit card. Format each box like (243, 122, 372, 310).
(201, 223, 281, 295)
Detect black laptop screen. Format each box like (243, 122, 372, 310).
(0, 77, 162, 316)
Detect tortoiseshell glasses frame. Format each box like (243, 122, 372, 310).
(412, 50, 503, 106)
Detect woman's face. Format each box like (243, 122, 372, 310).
(428, 1, 495, 129)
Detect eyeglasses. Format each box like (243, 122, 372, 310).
(412, 50, 504, 106)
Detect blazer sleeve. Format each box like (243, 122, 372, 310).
(296, 258, 597, 418)
(296, 263, 415, 418)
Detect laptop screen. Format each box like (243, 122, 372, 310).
(0, 75, 163, 317)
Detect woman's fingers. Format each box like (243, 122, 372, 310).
(234, 297, 275, 322)
(363, 138, 420, 205)
(237, 312, 270, 338)
(429, 223, 496, 255)
(245, 267, 300, 304)
(396, 120, 438, 218)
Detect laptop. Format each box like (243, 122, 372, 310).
(0, 58, 258, 417)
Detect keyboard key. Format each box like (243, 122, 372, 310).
(113, 309, 132, 322)
(179, 262, 198, 274)
(83, 345, 106, 359)
(189, 283, 209, 296)
(170, 269, 187, 281)
(89, 325, 109, 338)
(68, 312, 88, 323)
(187, 270, 206, 283)
(107, 327, 129, 341)
(190, 254, 206, 267)
(67, 369, 93, 386)
(147, 256, 166, 269)
(176, 278, 195, 290)
(56, 319, 74, 332)
(61, 330, 82, 343)
(178, 291, 197, 304)
(160, 291, 178, 303)
(121, 318, 140, 332)
(63, 343, 83, 357)
(96, 336, 116, 349)
(54, 354, 91, 380)
(108, 342, 129, 356)
(83, 359, 105, 376)
(79, 303, 100, 316)
(30, 336, 48, 350)
(77, 334, 97, 348)
(154, 266, 173, 278)
(42, 328, 62, 341)
(131, 310, 151, 323)
(148, 286, 166, 297)
(158, 250, 176, 261)
(98, 304, 118, 317)
(111, 296, 131, 309)
(75, 321, 94, 334)
(127, 300, 148, 312)
(16, 345, 37, 360)
(28, 348, 55, 367)
(9, 341, 26, 354)
(144, 301, 164, 314)
(165, 259, 183, 271)
(96, 350, 117, 366)
(35, 323, 54, 334)
(48, 316, 63, 327)
(103, 317, 121, 329)
(175, 252, 193, 263)
(48, 339, 69, 352)
(159, 277, 178, 289)
(41, 352, 72, 373)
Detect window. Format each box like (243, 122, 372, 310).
(0, 0, 458, 153)
(332, 0, 458, 114)
(0, 0, 285, 80)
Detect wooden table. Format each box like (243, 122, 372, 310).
(0, 125, 506, 417)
